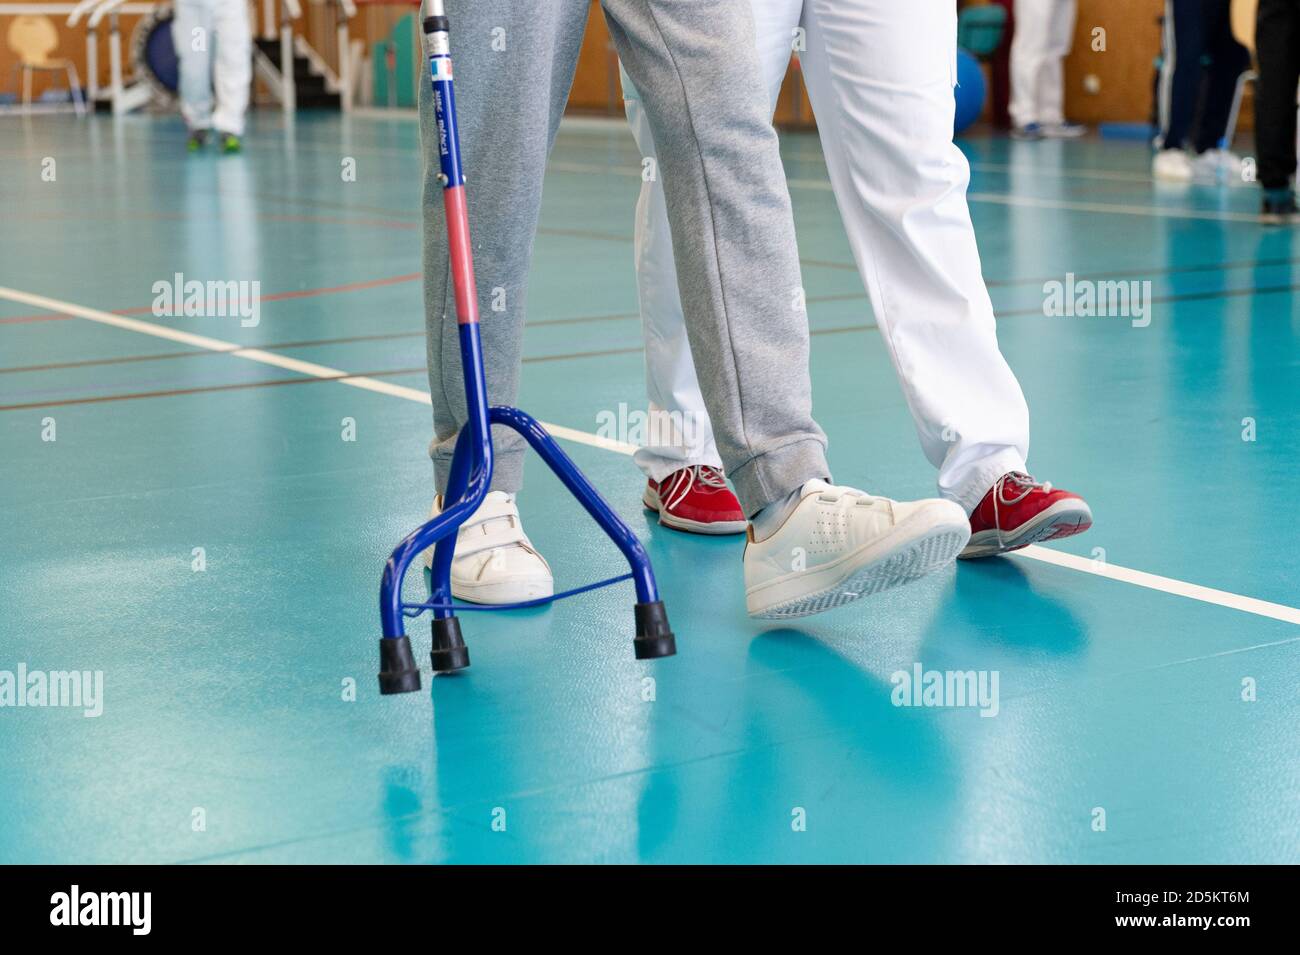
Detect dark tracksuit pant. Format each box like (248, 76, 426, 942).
(1255, 0, 1300, 190)
(1157, 0, 1252, 153)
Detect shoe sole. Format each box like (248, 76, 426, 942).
(958, 499, 1093, 559)
(643, 490, 748, 536)
(745, 510, 970, 620)
(450, 580, 554, 605)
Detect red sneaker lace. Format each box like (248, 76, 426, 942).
(664, 465, 728, 511)
(993, 471, 1051, 547)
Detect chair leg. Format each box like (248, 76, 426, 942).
(67, 64, 86, 117)
(1222, 70, 1255, 152)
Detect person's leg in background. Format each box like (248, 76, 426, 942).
(604, 0, 825, 513)
(797, 0, 1091, 557)
(622, 66, 742, 534)
(1008, 0, 1052, 138)
(173, 0, 215, 150)
(1188, 0, 1252, 179)
(620, 0, 801, 535)
(1036, 0, 1085, 137)
(1153, 0, 1205, 180)
(1254, 0, 1300, 221)
(210, 0, 252, 151)
(417, 0, 591, 603)
(989, 0, 1016, 129)
(1010, 0, 1083, 139)
(605, 0, 971, 617)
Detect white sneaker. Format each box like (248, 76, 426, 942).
(421, 491, 554, 604)
(1192, 148, 1243, 181)
(1152, 149, 1194, 182)
(743, 480, 970, 619)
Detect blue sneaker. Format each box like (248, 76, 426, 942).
(1041, 121, 1087, 139)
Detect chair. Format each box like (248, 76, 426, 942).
(7, 15, 86, 115)
(957, 4, 1007, 60)
(1231, 0, 1258, 50)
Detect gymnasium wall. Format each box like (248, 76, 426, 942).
(0, 0, 1225, 130)
(1062, 0, 1165, 126)
(566, 0, 1170, 128)
(0, 1, 150, 98)
(0, 0, 374, 101)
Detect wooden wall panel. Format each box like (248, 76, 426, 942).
(0, 3, 149, 97)
(567, 1, 619, 113)
(563, 0, 1176, 130)
(1063, 0, 1164, 124)
(2, 0, 1233, 132)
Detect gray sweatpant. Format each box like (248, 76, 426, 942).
(421, 0, 829, 515)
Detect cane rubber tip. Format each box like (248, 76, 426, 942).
(633, 601, 676, 659)
(431, 616, 471, 673)
(378, 636, 422, 694)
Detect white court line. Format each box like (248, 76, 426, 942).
(553, 118, 1254, 190)
(3, 284, 1295, 627)
(547, 160, 1263, 224)
(0, 286, 638, 454)
(787, 176, 1267, 223)
(964, 191, 1267, 223)
(1016, 546, 1300, 626)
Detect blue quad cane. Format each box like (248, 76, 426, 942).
(377, 3, 676, 694)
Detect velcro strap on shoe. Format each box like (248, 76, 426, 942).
(455, 496, 534, 559)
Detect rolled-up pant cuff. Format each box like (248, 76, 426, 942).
(943, 446, 1027, 515)
(633, 447, 726, 484)
(726, 438, 831, 519)
(432, 434, 525, 496)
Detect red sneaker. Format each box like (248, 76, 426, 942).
(960, 471, 1092, 559)
(643, 465, 747, 535)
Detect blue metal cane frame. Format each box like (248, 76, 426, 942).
(376, 3, 676, 695)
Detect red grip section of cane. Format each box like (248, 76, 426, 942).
(444, 185, 478, 325)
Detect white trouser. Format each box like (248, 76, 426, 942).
(1008, 0, 1077, 128)
(172, 0, 252, 136)
(624, 0, 1029, 512)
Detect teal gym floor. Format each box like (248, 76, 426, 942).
(2, 111, 1298, 864)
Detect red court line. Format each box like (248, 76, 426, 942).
(0, 330, 426, 375)
(259, 213, 418, 230)
(261, 272, 421, 301)
(6, 208, 419, 231)
(0, 367, 428, 412)
(0, 312, 75, 325)
(0, 272, 421, 326)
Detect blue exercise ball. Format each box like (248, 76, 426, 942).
(953, 48, 986, 135)
(132, 6, 180, 96)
